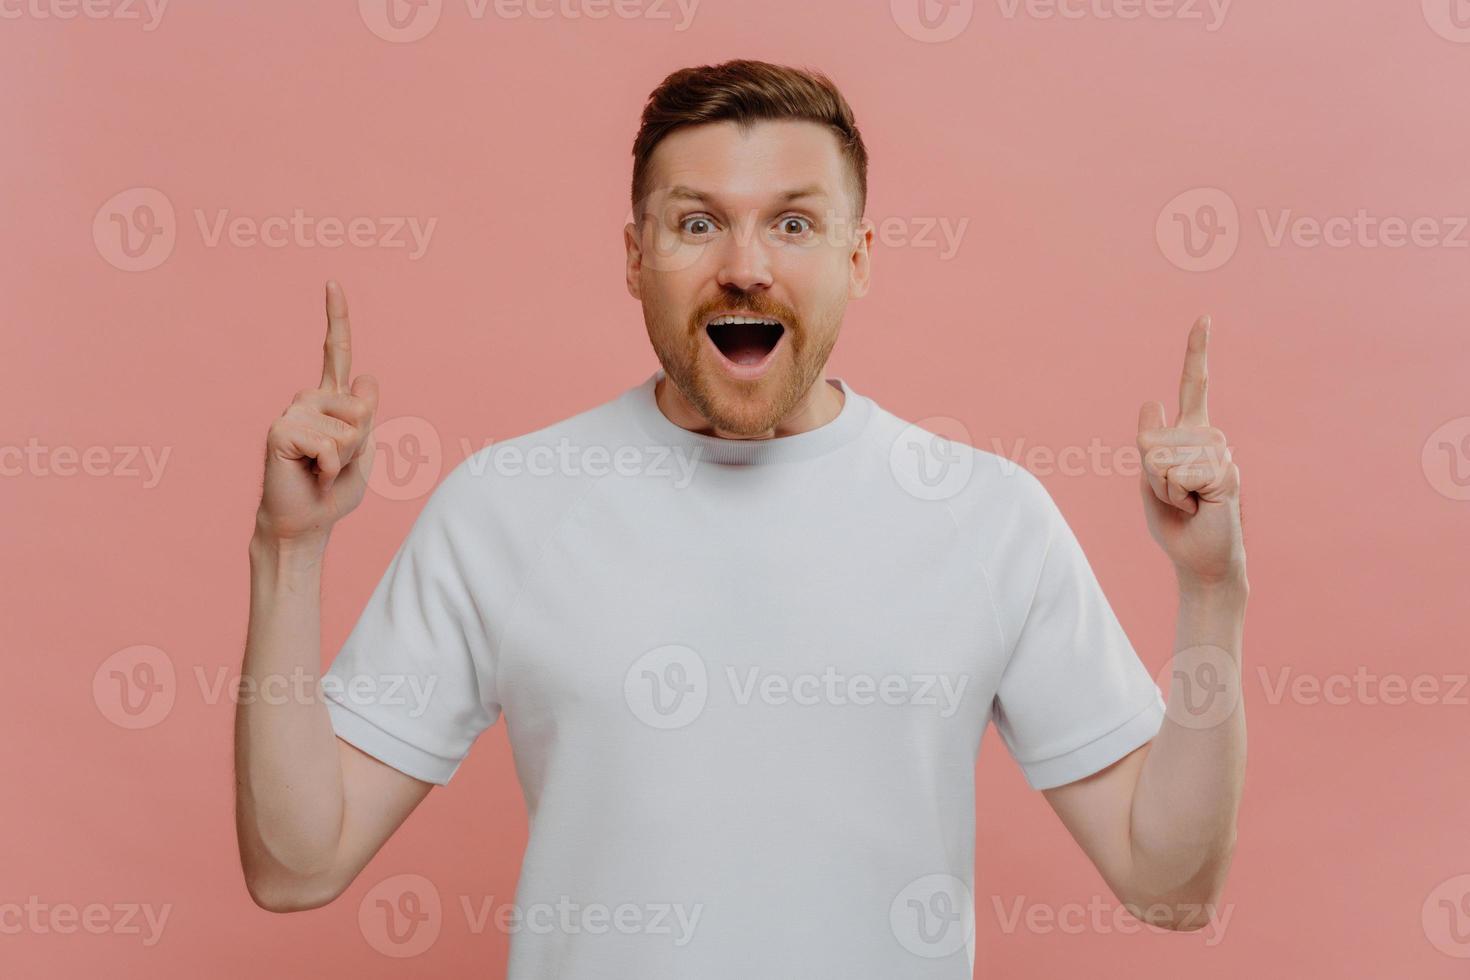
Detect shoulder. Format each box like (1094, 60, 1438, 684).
(863, 402, 1061, 535)
(419, 385, 636, 533)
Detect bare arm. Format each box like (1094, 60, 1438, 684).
(1042, 316, 1248, 929)
(1043, 578, 1246, 928)
(236, 533, 437, 911)
(234, 282, 431, 912)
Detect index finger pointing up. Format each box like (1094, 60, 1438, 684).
(320, 280, 353, 393)
(1176, 314, 1211, 427)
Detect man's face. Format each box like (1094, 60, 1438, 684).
(625, 119, 872, 437)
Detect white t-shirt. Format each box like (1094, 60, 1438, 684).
(323, 369, 1165, 977)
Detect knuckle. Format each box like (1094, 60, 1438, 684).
(327, 415, 358, 439)
(341, 399, 372, 427)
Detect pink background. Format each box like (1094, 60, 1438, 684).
(3, 1, 1469, 976)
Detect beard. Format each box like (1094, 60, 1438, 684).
(645, 287, 839, 438)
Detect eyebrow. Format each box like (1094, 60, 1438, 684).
(664, 184, 830, 206)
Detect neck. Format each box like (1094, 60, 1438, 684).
(655, 375, 845, 441)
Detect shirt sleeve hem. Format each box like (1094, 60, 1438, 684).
(325, 697, 464, 786)
(1017, 692, 1166, 791)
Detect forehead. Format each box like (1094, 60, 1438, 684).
(645, 118, 848, 209)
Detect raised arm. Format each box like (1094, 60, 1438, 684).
(234, 281, 432, 912)
(1042, 315, 1248, 930)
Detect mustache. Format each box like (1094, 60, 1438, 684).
(690, 292, 798, 330)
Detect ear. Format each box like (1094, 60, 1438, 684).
(624, 219, 643, 300)
(848, 216, 874, 300)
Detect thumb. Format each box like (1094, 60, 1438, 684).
(351, 374, 380, 417)
(1137, 399, 1166, 436)
(343, 374, 380, 485)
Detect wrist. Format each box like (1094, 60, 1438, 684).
(1175, 563, 1249, 604)
(251, 516, 329, 565)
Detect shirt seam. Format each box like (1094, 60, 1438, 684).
(946, 497, 1010, 661)
(1013, 691, 1163, 768)
(998, 481, 1058, 675)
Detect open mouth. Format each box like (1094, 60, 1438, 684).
(705, 315, 786, 367)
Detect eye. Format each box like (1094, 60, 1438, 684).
(680, 215, 717, 237)
(777, 215, 814, 238)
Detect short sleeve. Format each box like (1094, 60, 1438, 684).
(321, 469, 501, 786)
(990, 479, 1165, 791)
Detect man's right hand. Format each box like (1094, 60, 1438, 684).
(255, 280, 380, 545)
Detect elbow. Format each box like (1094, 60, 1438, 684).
(1118, 843, 1235, 932)
(1116, 883, 1227, 932)
(244, 869, 344, 914)
(1124, 898, 1222, 933)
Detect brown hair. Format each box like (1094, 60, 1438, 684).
(631, 59, 868, 222)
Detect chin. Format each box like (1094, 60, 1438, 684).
(690, 361, 799, 436)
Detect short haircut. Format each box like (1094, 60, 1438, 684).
(630, 59, 868, 222)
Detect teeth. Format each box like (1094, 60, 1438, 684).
(708, 315, 781, 326)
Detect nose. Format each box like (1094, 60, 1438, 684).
(714, 220, 774, 293)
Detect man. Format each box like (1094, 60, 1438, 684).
(235, 60, 1247, 977)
